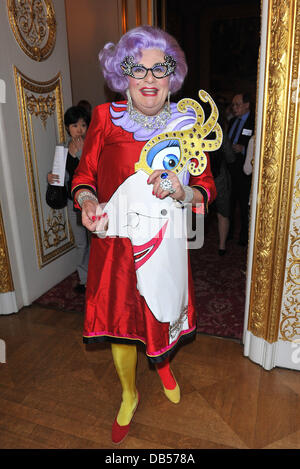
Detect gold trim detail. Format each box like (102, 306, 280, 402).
(136, 0, 142, 26)
(43, 210, 68, 249)
(248, 0, 300, 342)
(14, 66, 74, 268)
(121, 0, 128, 34)
(7, 0, 56, 62)
(169, 306, 188, 341)
(121, 0, 153, 33)
(147, 0, 152, 25)
(26, 93, 56, 128)
(0, 203, 14, 293)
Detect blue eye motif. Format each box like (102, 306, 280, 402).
(146, 139, 180, 171)
(163, 154, 179, 170)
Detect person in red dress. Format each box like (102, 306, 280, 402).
(71, 25, 219, 444)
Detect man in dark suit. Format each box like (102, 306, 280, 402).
(227, 93, 255, 246)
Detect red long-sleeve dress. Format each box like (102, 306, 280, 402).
(72, 101, 217, 363)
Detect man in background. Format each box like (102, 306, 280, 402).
(227, 92, 255, 246)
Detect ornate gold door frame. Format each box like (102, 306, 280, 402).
(246, 0, 300, 345)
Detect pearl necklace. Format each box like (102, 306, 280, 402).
(127, 103, 171, 130)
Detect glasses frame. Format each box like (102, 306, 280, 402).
(121, 55, 176, 79)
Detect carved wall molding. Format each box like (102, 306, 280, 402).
(26, 92, 56, 128)
(7, 0, 56, 61)
(43, 209, 68, 249)
(14, 66, 74, 268)
(248, 0, 300, 342)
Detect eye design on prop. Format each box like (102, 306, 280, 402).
(135, 90, 223, 177)
(146, 139, 180, 171)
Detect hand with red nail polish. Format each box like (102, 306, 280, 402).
(80, 196, 99, 231)
(95, 207, 108, 233)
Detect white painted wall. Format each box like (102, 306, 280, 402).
(65, 0, 152, 108)
(65, 0, 122, 108)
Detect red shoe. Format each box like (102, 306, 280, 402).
(112, 392, 140, 444)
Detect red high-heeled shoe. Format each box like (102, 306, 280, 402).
(112, 392, 140, 444)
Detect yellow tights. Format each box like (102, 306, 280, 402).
(111, 343, 139, 426)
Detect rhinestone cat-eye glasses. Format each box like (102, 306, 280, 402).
(121, 55, 176, 79)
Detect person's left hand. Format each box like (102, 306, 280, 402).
(47, 172, 59, 184)
(147, 170, 185, 201)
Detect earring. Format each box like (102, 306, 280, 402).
(167, 91, 171, 113)
(126, 89, 133, 114)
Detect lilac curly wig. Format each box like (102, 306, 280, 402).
(99, 25, 188, 96)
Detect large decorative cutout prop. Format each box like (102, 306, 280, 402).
(98, 91, 222, 342)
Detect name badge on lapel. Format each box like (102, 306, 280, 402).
(242, 128, 253, 137)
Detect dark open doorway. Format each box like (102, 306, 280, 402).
(155, 0, 261, 341)
(157, 0, 260, 103)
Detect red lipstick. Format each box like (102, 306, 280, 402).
(140, 87, 158, 96)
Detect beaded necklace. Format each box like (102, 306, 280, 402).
(127, 103, 171, 130)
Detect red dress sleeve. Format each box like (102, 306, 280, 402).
(71, 104, 108, 207)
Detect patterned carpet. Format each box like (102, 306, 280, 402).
(189, 211, 247, 340)
(35, 212, 247, 340)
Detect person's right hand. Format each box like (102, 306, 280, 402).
(69, 137, 84, 157)
(81, 200, 108, 233)
(48, 172, 60, 184)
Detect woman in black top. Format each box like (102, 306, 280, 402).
(48, 105, 91, 291)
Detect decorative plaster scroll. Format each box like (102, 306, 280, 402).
(14, 66, 74, 268)
(7, 0, 56, 61)
(247, 0, 300, 342)
(43, 210, 68, 249)
(26, 92, 56, 128)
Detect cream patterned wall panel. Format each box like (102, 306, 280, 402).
(279, 136, 300, 344)
(14, 67, 74, 268)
